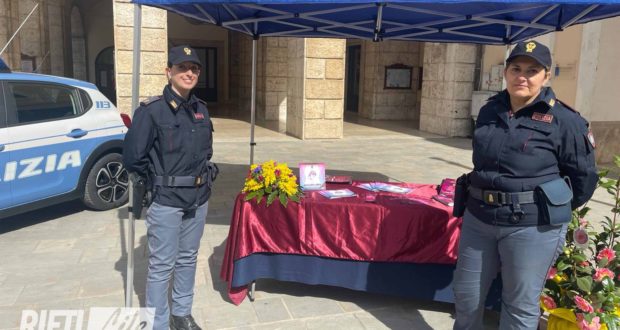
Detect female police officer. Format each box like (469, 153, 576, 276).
(124, 45, 213, 330)
(453, 40, 597, 329)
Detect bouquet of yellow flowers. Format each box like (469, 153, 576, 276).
(242, 160, 302, 207)
(541, 156, 620, 330)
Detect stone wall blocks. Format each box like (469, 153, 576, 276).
(306, 58, 326, 79)
(324, 100, 343, 119)
(325, 59, 344, 79)
(306, 38, 345, 59)
(305, 79, 344, 99)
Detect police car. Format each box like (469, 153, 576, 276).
(0, 59, 129, 218)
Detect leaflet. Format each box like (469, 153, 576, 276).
(357, 182, 412, 194)
(318, 189, 357, 199)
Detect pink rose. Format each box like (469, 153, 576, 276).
(541, 295, 556, 310)
(596, 248, 615, 265)
(593, 268, 614, 282)
(576, 313, 601, 330)
(580, 261, 590, 267)
(547, 267, 557, 279)
(579, 218, 588, 227)
(574, 296, 594, 313)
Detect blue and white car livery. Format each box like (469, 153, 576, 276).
(0, 59, 129, 218)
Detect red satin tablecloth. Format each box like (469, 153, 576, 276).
(220, 182, 462, 305)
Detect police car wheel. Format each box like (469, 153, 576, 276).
(82, 153, 129, 210)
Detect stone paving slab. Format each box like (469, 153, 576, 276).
(0, 116, 611, 329)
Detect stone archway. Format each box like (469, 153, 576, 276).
(70, 6, 87, 80)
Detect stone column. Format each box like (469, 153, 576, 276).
(113, 0, 167, 115)
(260, 37, 289, 121)
(287, 38, 345, 139)
(420, 43, 476, 137)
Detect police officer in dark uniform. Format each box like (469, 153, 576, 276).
(453, 40, 597, 329)
(123, 45, 214, 330)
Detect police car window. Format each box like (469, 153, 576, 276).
(79, 89, 93, 111)
(7, 82, 80, 125)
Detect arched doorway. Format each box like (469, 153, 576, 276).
(95, 47, 115, 104)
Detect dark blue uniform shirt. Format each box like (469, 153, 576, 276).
(123, 85, 214, 210)
(468, 87, 597, 226)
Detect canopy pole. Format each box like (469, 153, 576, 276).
(373, 3, 385, 42)
(249, 36, 258, 165)
(501, 44, 511, 90)
(126, 3, 142, 308)
(0, 3, 39, 56)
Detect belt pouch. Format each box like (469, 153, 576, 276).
(536, 178, 573, 225)
(453, 173, 469, 217)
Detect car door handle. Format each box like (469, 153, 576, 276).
(67, 129, 88, 138)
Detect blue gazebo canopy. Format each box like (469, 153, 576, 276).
(133, 0, 620, 44)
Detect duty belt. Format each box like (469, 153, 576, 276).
(153, 174, 209, 187)
(468, 187, 537, 206)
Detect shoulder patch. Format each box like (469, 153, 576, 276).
(555, 99, 579, 114)
(140, 95, 162, 107)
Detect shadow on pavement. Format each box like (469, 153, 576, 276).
(0, 200, 85, 234)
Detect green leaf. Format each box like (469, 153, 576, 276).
(576, 276, 592, 293)
(256, 190, 264, 204)
(244, 191, 258, 201)
(266, 190, 277, 205)
(572, 253, 587, 263)
(557, 260, 572, 272)
(598, 257, 609, 268)
(290, 194, 301, 203)
(614, 155, 620, 169)
(279, 192, 288, 207)
(265, 185, 272, 193)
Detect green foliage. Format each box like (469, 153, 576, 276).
(542, 156, 620, 328)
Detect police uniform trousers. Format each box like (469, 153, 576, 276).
(145, 201, 208, 330)
(453, 210, 567, 330)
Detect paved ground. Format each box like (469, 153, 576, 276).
(0, 113, 614, 329)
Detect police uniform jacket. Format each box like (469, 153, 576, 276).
(123, 84, 214, 210)
(467, 87, 597, 226)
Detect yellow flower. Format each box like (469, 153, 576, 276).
(242, 160, 301, 206)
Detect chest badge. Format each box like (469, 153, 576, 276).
(532, 112, 553, 123)
(587, 130, 596, 148)
(193, 112, 205, 121)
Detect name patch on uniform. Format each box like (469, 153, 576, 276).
(587, 130, 596, 148)
(193, 112, 205, 121)
(532, 112, 553, 123)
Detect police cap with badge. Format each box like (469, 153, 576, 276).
(506, 40, 551, 70)
(168, 45, 202, 67)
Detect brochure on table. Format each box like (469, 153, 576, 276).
(319, 189, 357, 199)
(357, 182, 412, 194)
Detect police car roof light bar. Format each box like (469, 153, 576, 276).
(0, 58, 11, 73)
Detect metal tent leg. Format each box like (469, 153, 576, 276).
(249, 37, 257, 165)
(125, 3, 142, 308)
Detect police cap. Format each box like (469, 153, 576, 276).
(168, 45, 201, 67)
(506, 40, 551, 70)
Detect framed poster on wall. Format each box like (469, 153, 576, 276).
(384, 64, 413, 89)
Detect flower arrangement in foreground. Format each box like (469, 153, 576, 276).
(242, 160, 302, 207)
(541, 156, 620, 330)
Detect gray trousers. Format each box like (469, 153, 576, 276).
(453, 210, 567, 330)
(145, 201, 208, 330)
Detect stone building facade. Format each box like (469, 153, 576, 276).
(1, 0, 618, 163)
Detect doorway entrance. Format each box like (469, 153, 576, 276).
(345, 45, 361, 113)
(193, 47, 218, 102)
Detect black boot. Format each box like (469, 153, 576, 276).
(170, 315, 201, 330)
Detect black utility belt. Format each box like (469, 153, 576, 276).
(153, 174, 209, 187)
(468, 187, 537, 206)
